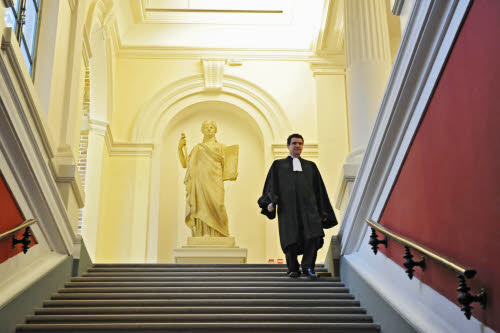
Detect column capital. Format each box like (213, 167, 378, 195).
(345, 0, 391, 67)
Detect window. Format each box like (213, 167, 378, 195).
(4, 0, 41, 75)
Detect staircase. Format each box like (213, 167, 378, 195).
(16, 264, 380, 332)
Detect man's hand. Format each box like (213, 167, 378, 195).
(267, 203, 275, 212)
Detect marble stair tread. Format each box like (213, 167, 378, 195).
(86, 267, 328, 272)
(57, 286, 350, 293)
(71, 275, 340, 282)
(16, 322, 381, 332)
(19, 263, 379, 332)
(65, 281, 346, 287)
(35, 306, 368, 315)
(82, 271, 332, 277)
(43, 299, 362, 307)
(91, 264, 303, 268)
(51, 292, 355, 300)
(26, 313, 375, 323)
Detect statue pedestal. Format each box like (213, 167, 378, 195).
(173, 237, 247, 264)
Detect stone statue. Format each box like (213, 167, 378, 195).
(178, 121, 239, 237)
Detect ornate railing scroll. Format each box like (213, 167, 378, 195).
(0, 219, 37, 254)
(365, 219, 486, 320)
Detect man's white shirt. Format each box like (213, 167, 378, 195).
(289, 155, 303, 172)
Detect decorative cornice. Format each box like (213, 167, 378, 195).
(314, 0, 345, 55)
(89, 120, 154, 157)
(201, 58, 225, 91)
(271, 144, 319, 160)
(105, 126, 154, 157)
(310, 61, 345, 76)
(118, 46, 339, 62)
(392, 0, 405, 16)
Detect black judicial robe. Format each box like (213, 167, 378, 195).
(258, 156, 337, 253)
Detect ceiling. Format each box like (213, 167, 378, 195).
(113, 0, 345, 56)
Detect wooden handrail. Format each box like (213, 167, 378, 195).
(366, 219, 475, 278)
(0, 219, 37, 241)
(365, 219, 486, 320)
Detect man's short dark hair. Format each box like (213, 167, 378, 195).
(287, 133, 304, 145)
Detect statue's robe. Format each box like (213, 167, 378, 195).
(258, 157, 337, 253)
(184, 141, 238, 237)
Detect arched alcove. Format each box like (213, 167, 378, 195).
(157, 101, 269, 263)
(139, 75, 291, 262)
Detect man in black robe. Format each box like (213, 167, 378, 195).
(258, 134, 337, 278)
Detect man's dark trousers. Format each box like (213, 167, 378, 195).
(284, 237, 322, 274)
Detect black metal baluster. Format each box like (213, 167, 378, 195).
(12, 226, 32, 253)
(403, 246, 425, 279)
(368, 228, 387, 254)
(457, 275, 487, 320)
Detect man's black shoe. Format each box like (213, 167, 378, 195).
(288, 271, 300, 278)
(305, 268, 320, 279)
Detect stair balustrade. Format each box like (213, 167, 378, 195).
(0, 218, 37, 254)
(366, 219, 487, 320)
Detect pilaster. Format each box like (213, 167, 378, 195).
(81, 119, 108, 261)
(339, 0, 392, 208)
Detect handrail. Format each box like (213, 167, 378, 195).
(366, 219, 475, 278)
(0, 218, 37, 241)
(365, 219, 486, 320)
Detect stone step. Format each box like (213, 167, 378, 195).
(82, 271, 332, 277)
(51, 292, 355, 300)
(16, 322, 380, 332)
(57, 286, 350, 294)
(88, 267, 328, 273)
(92, 264, 301, 268)
(71, 276, 340, 282)
(34, 306, 367, 315)
(43, 299, 362, 308)
(25, 313, 374, 324)
(65, 281, 346, 288)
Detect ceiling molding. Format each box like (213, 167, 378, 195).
(315, 0, 345, 55)
(314, 0, 333, 53)
(137, 0, 291, 25)
(118, 46, 345, 64)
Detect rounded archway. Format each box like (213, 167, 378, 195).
(140, 76, 289, 262)
(157, 100, 267, 263)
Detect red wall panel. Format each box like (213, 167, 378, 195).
(379, 0, 500, 329)
(0, 174, 36, 264)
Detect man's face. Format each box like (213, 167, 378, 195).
(287, 137, 303, 158)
